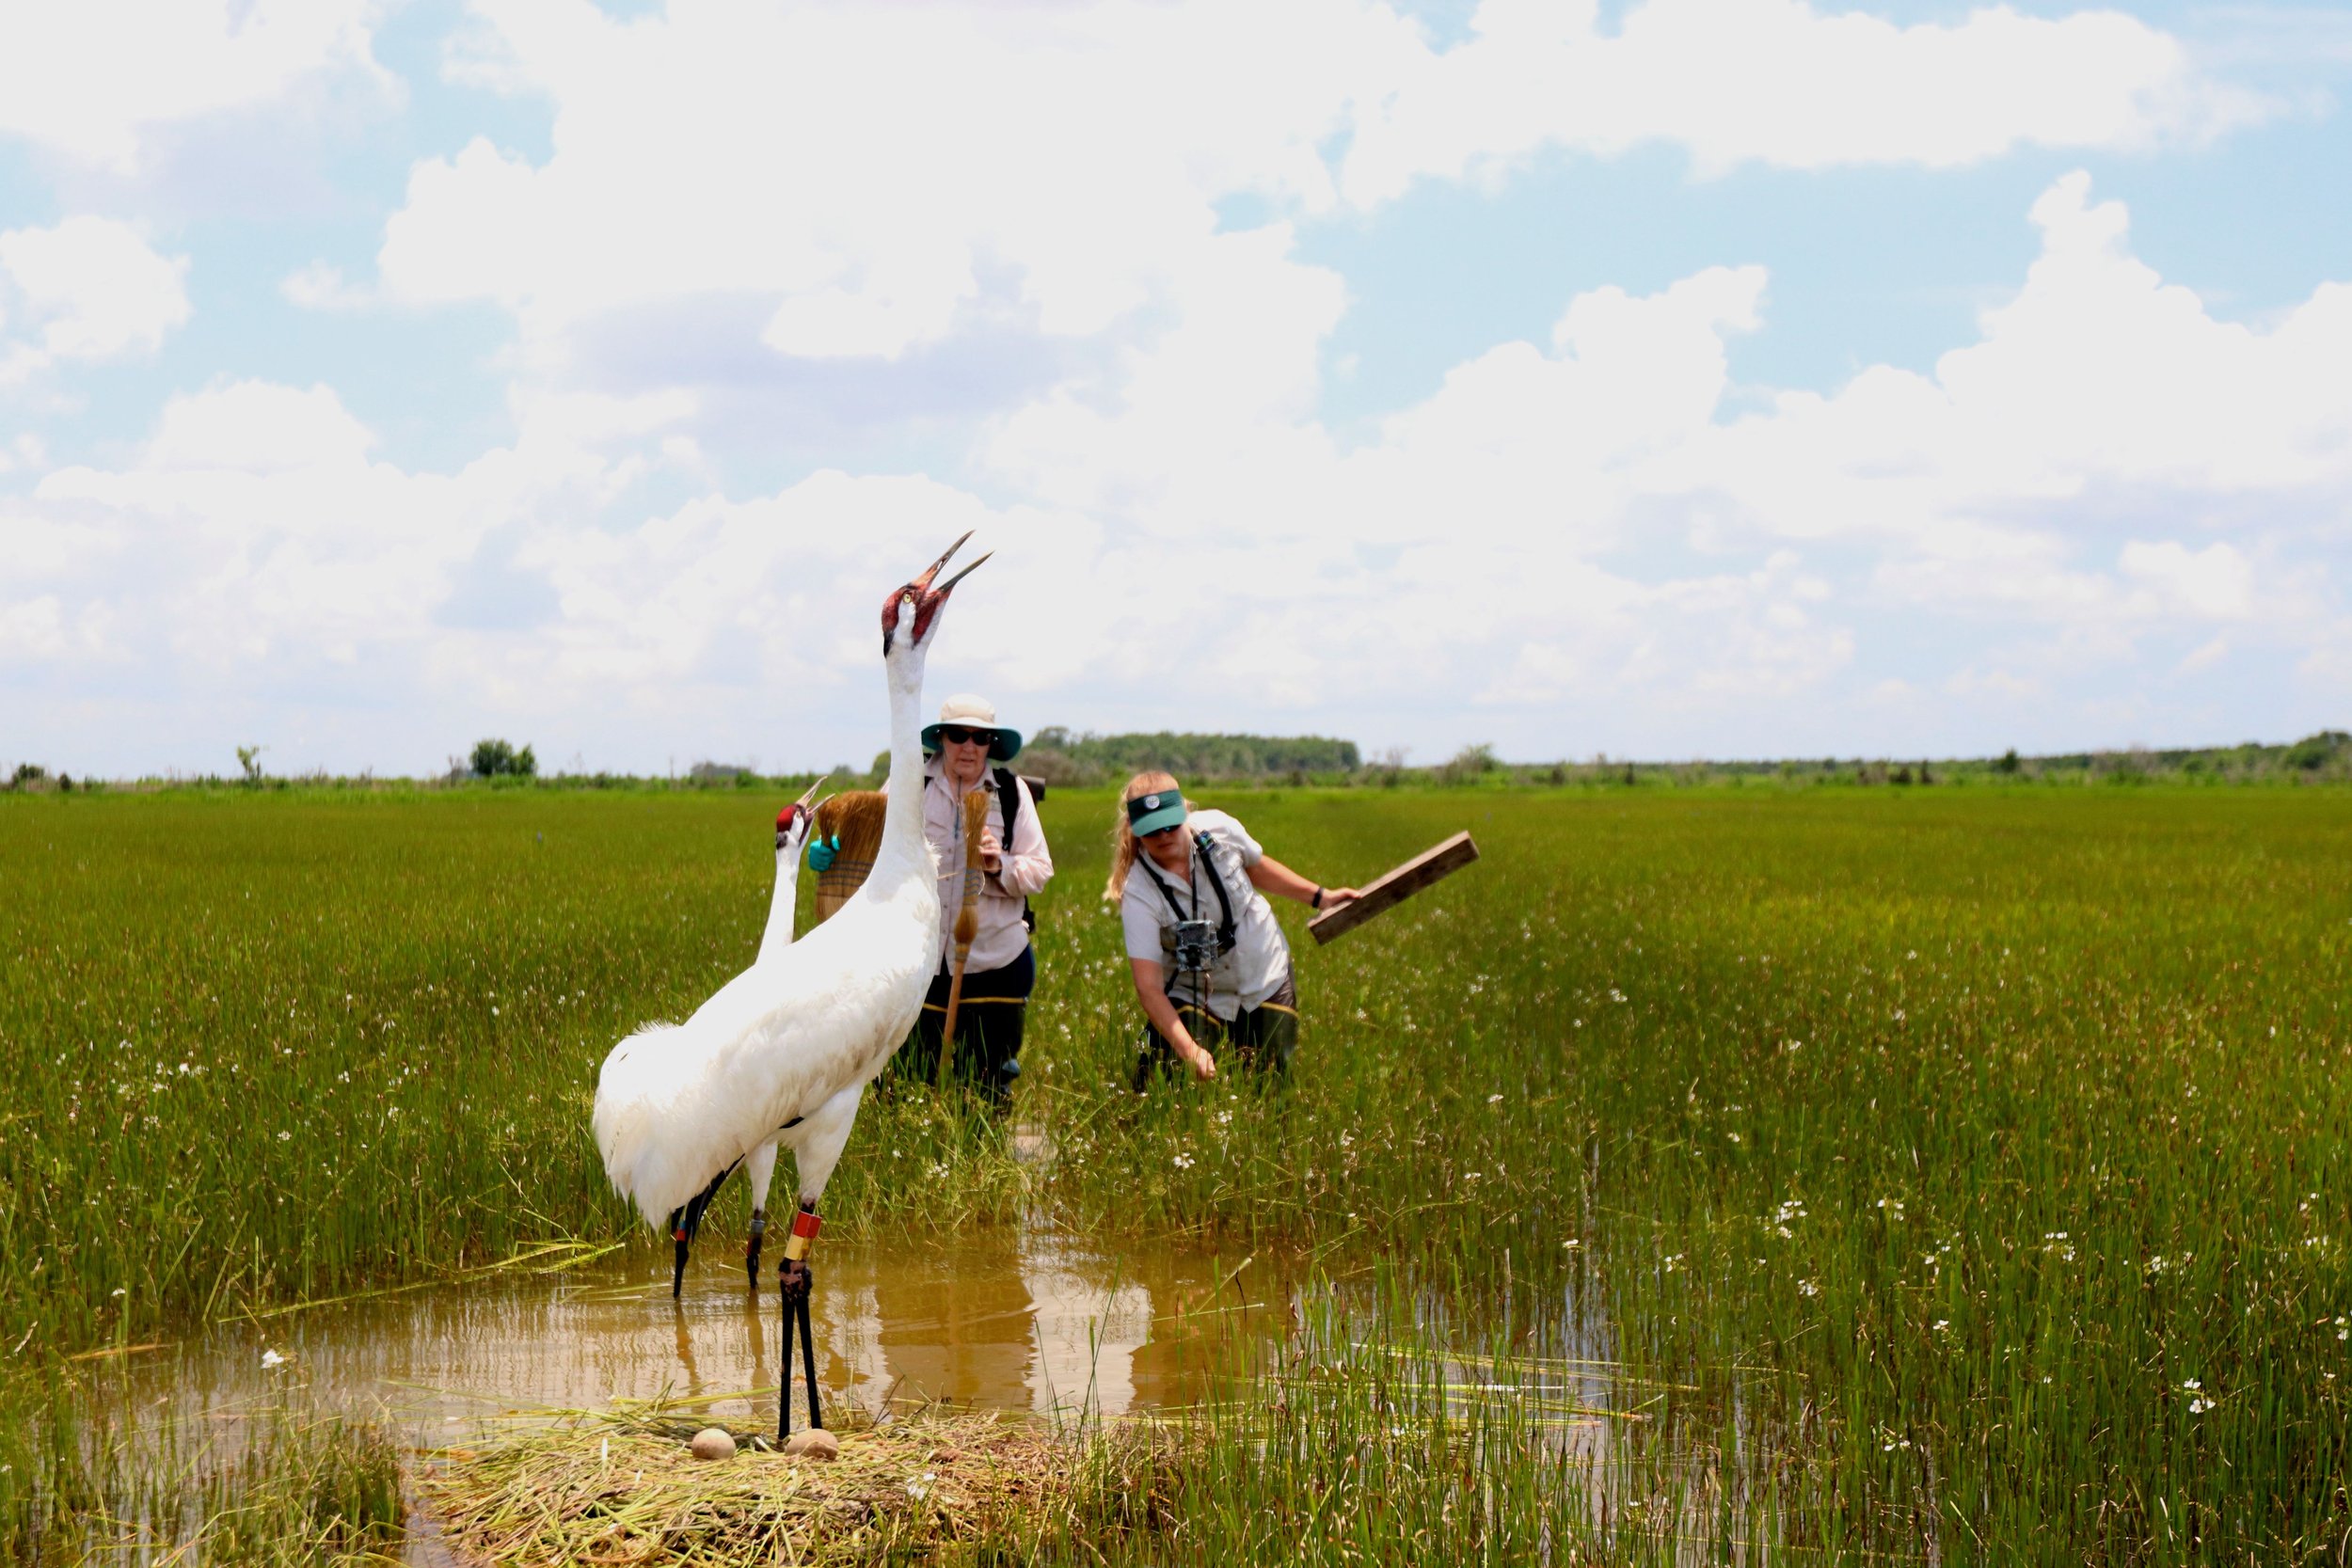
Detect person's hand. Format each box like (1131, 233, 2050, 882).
(806, 833, 840, 872)
(1169, 1028, 1216, 1082)
(1320, 886, 1363, 909)
(978, 827, 1003, 874)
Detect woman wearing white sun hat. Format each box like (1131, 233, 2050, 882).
(815, 693, 1053, 1104)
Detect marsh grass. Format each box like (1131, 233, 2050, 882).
(7, 786, 2350, 1560)
(0, 1386, 401, 1566)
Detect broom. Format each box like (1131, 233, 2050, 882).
(809, 791, 888, 922)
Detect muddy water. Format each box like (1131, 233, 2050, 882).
(84, 1226, 1291, 1442)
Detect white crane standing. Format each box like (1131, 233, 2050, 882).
(592, 533, 988, 1439)
(738, 774, 825, 1290)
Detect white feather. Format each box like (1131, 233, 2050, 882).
(590, 577, 958, 1231)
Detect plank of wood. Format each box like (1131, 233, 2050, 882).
(1306, 830, 1479, 945)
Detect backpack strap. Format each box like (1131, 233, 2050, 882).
(993, 768, 1037, 934)
(993, 767, 1022, 847)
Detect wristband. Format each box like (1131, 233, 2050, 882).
(1311, 886, 1325, 910)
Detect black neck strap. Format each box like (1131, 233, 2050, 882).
(1137, 830, 1237, 953)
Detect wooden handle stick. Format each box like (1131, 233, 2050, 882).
(1306, 831, 1480, 946)
(937, 787, 991, 1089)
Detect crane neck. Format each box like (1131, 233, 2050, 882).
(873, 655, 931, 884)
(757, 842, 800, 963)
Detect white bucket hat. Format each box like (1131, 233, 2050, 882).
(921, 693, 1022, 761)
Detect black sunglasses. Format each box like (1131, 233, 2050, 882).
(939, 725, 994, 746)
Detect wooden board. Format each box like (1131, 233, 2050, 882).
(1306, 830, 1479, 946)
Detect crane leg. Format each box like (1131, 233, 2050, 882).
(742, 1130, 792, 1292)
(775, 1202, 823, 1442)
(799, 1287, 820, 1432)
(668, 1164, 738, 1300)
(776, 1266, 798, 1444)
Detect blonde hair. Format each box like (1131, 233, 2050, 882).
(1104, 769, 1183, 903)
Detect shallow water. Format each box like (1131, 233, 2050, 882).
(78, 1223, 1290, 1443)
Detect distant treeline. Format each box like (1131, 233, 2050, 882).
(1434, 730, 2352, 791)
(10, 731, 2347, 796)
(1016, 727, 1361, 786)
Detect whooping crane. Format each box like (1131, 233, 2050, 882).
(592, 533, 988, 1438)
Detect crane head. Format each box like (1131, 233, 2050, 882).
(882, 531, 990, 657)
(775, 776, 827, 854)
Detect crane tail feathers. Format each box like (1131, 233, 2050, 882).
(592, 1020, 707, 1230)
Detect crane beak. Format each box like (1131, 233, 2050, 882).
(906, 533, 989, 645)
(910, 532, 991, 598)
(908, 531, 975, 594)
(931, 551, 991, 595)
(794, 776, 827, 810)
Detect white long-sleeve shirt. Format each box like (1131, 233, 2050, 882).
(902, 758, 1052, 974)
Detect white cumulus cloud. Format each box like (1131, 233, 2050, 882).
(0, 0, 387, 172)
(366, 0, 2249, 379)
(0, 217, 191, 379)
(1341, 0, 2262, 201)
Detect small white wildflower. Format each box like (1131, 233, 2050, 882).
(1171, 1152, 1194, 1171)
(261, 1349, 287, 1370)
(1798, 1279, 1820, 1298)
(1487, 1094, 1503, 1104)
(277, 1130, 292, 1142)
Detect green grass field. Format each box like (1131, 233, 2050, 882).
(4, 784, 2348, 1560)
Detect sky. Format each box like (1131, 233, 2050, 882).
(2, 0, 2348, 778)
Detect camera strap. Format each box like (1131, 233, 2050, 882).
(1136, 831, 1238, 956)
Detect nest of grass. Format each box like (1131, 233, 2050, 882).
(419, 1402, 1175, 1565)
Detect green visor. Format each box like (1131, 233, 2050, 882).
(1126, 789, 1187, 836)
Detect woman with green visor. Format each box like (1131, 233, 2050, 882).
(1105, 770, 1359, 1086)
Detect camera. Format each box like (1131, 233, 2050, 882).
(1169, 918, 1220, 972)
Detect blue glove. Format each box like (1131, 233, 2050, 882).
(806, 833, 840, 872)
